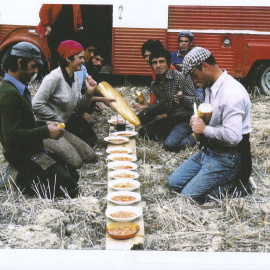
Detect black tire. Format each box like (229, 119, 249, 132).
(251, 64, 270, 95)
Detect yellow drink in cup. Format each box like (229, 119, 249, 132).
(193, 103, 213, 142)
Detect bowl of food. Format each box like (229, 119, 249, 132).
(108, 161, 138, 171)
(105, 206, 142, 222)
(114, 131, 138, 138)
(106, 147, 132, 154)
(106, 222, 140, 240)
(108, 170, 139, 180)
(109, 179, 140, 191)
(107, 154, 137, 162)
(104, 136, 129, 145)
(107, 191, 141, 205)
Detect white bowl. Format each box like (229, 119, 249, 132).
(104, 136, 129, 145)
(114, 131, 138, 138)
(108, 161, 138, 171)
(106, 147, 132, 154)
(105, 206, 142, 222)
(107, 154, 137, 162)
(109, 179, 140, 191)
(109, 170, 139, 180)
(107, 191, 141, 205)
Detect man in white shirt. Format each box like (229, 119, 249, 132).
(168, 47, 252, 203)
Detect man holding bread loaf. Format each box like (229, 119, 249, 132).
(168, 47, 252, 203)
(138, 48, 200, 152)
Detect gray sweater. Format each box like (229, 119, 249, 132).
(33, 67, 83, 123)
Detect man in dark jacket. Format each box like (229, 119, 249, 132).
(0, 42, 79, 198)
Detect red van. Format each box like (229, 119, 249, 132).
(0, 3, 270, 94)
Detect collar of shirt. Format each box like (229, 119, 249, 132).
(176, 50, 184, 58)
(60, 65, 74, 87)
(210, 70, 228, 97)
(3, 73, 28, 96)
(155, 69, 174, 83)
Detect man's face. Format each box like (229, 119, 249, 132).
(84, 46, 95, 63)
(151, 57, 169, 75)
(144, 50, 151, 65)
(179, 37, 192, 54)
(20, 59, 38, 84)
(92, 55, 104, 71)
(191, 65, 211, 89)
(70, 51, 85, 72)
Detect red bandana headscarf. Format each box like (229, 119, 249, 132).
(57, 40, 84, 59)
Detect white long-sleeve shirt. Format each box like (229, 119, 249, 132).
(204, 70, 252, 146)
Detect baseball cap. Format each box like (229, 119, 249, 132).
(10, 42, 43, 65)
(178, 31, 194, 42)
(182, 47, 211, 77)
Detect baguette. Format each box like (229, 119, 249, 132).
(97, 82, 141, 126)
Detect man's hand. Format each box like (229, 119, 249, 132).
(190, 115, 206, 134)
(102, 97, 116, 108)
(85, 76, 97, 96)
(48, 123, 64, 140)
(174, 89, 184, 103)
(94, 103, 103, 111)
(83, 112, 94, 124)
(44, 26, 52, 37)
(156, 113, 167, 120)
(175, 63, 182, 69)
(134, 102, 149, 110)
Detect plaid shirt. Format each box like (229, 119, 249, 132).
(149, 69, 200, 121)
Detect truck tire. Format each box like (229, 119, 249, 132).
(258, 65, 270, 96)
(251, 64, 270, 95)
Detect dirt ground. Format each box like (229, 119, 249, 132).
(0, 79, 269, 251)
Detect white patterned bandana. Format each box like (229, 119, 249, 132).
(182, 47, 211, 77)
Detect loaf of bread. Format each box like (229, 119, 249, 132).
(97, 82, 141, 127)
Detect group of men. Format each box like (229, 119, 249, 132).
(135, 31, 252, 202)
(0, 27, 252, 203)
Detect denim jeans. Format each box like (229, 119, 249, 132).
(167, 148, 243, 203)
(139, 118, 196, 152)
(195, 88, 204, 103)
(163, 122, 196, 152)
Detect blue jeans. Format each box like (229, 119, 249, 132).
(163, 122, 196, 152)
(196, 88, 204, 103)
(167, 148, 243, 203)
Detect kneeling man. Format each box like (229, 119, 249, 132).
(168, 47, 252, 203)
(0, 42, 79, 198)
(138, 48, 200, 152)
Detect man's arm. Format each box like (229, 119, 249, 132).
(178, 74, 201, 106)
(203, 96, 246, 145)
(1, 95, 51, 148)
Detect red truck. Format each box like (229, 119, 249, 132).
(0, 3, 270, 94)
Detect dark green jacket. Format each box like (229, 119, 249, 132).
(0, 80, 50, 165)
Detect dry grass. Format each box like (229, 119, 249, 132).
(0, 80, 269, 251)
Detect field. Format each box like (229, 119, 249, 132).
(0, 79, 269, 252)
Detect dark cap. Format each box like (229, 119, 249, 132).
(178, 31, 194, 42)
(10, 42, 43, 65)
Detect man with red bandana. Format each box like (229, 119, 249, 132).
(33, 40, 97, 169)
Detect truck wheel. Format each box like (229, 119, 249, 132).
(258, 65, 270, 96)
(251, 64, 270, 95)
